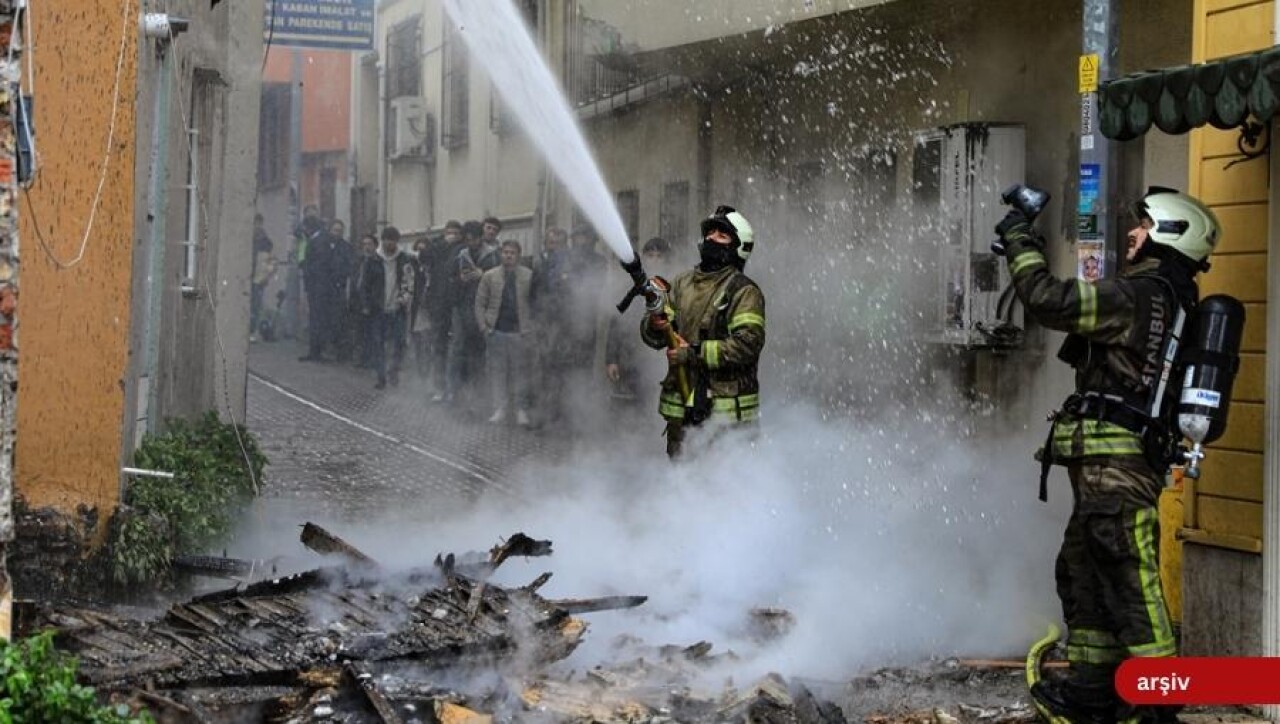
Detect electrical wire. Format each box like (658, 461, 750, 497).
(262, 0, 277, 72)
(27, 0, 132, 270)
(20, 0, 40, 186)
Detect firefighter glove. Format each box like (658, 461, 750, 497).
(995, 209, 1043, 253)
(668, 341, 698, 366)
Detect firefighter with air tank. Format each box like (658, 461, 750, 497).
(993, 186, 1245, 724)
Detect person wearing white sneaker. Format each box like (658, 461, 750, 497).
(476, 240, 535, 426)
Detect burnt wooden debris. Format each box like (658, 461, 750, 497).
(33, 531, 604, 691)
(32, 527, 849, 723)
(300, 522, 378, 567)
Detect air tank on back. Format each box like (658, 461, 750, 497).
(1178, 294, 1245, 479)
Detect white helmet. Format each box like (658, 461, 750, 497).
(700, 205, 755, 266)
(1136, 187, 1220, 263)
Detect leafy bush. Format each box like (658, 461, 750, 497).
(111, 412, 267, 586)
(0, 631, 152, 723)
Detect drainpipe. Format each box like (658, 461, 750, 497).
(137, 14, 189, 434)
(180, 127, 199, 294)
(1077, 0, 1120, 275)
(1262, 15, 1280, 718)
(377, 55, 388, 224)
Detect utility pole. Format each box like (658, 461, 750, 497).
(1077, 0, 1120, 278)
(284, 47, 303, 339)
(1263, 13, 1280, 722)
(0, 0, 24, 640)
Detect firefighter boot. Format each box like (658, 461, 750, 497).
(1031, 676, 1124, 724)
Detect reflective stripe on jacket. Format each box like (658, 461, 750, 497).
(642, 266, 765, 423)
(1006, 241, 1182, 465)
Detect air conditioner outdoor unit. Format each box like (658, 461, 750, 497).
(912, 123, 1026, 349)
(388, 96, 434, 162)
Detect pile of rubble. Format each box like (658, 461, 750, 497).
(22, 525, 851, 723)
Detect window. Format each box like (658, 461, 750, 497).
(912, 138, 941, 207)
(320, 167, 337, 221)
(659, 181, 690, 245)
(257, 83, 290, 189)
(386, 17, 422, 100)
(616, 189, 639, 246)
(187, 68, 223, 287)
(441, 18, 469, 149)
(490, 2, 539, 134)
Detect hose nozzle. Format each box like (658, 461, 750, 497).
(617, 255, 647, 313)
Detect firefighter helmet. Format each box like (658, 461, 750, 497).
(1135, 187, 1220, 263)
(699, 205, 755, 265)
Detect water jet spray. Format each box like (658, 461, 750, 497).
(441, 0, 634, 265)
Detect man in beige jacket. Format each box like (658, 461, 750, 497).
(475, 240, 535, 425)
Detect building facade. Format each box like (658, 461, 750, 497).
(350, 0, 567, 249)
(16, 0, 262, 523)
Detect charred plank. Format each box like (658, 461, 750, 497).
(545, 595, 648, 614)
(171, 554, 258, 579)
(300, 522, 378, 567)
(344, 662, 405, 724)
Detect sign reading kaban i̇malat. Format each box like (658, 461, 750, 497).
(265, 0, 374, 51)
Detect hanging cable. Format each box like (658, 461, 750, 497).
(27, 0, 132, 270)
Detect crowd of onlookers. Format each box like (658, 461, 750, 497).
(249, 205, 676, 430)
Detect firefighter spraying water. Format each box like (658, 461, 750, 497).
(635, 207, 766, 459)
(994, 185, 1244, 724)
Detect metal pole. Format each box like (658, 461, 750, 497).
(1262, 103, 1280, 724)
(1077, 0, 1121, 277)
(139, 41, 174, 434)
(377, 50, 388, 224)
(181, 127, 199, 293)
(284, 47, 303, 339)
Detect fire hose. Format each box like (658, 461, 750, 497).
(618, 256, 691, 401)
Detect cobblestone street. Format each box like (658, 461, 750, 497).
(234, 338, 591, 556)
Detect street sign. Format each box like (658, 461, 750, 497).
(264, 0, 375, 52)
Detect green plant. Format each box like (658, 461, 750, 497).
(0, 631, 152, 723)
(111, 412, 267, 586)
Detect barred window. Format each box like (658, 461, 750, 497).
(257, 83, 289, 189)
(386, 17, 422, 100)
(617, 189, 639, 246)
(659, 181, 690, 246)
(490, 0, 540, 135)
(441, 19, 469, 149)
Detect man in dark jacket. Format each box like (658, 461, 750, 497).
(299, 219, 351, 361)
(250, 213, 274, 339)
(425, 220, 466, 400)
(444, 220, 498, 405)
(358, 226, 416, 389)
(994, 187, 1221, 724)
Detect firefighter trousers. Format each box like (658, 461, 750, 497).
(1056, 462, 1177, 690)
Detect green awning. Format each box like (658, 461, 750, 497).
(1099, 46, 1280, 140)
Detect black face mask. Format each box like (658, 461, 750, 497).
(698, 239, 738, 272)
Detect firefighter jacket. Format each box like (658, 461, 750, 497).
(641, 265, 766, 424)
(1005, 238, 1193, 469)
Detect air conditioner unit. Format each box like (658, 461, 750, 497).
(912, 123, 1026, 349)
(388, 96, 434, 162)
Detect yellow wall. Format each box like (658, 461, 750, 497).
(1185, 0, 1273, 546)
(14, 1, 139, 512)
